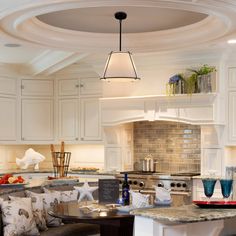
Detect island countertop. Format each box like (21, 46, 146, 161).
(130, 204, 236, 223)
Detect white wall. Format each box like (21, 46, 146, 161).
(102, 67, 186, 97)
(0, 144, 104, 171)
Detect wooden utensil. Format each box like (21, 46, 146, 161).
(60, 141, 65, 177)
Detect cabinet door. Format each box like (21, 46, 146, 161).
(58, 79, 79, 96)
(0, 77, 16, 95)
(80, 98, 102, 141)
(21, 79, 54, 97)
(228, 67, 236, 89)
(229, 92, 236, 142)
(80, 78, 102, 96)
(58, 98, 79, 141)
(105, 147, 122, 171)
(0, 97, 17, 141)
(21, 99, 54, 141)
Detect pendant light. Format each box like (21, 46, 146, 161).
(100, 12, 140, 82)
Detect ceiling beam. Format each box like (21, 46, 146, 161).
(28, 50, 89, 75)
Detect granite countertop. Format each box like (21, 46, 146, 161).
(0, 169, 116, 176)
(130, 204, 236, 223)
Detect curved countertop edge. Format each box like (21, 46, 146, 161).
(130, 204, 236, 224)
(0, 169, 116, 176)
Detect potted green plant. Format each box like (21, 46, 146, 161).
(188, 64, 216, 93)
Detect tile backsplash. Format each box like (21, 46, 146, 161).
(133, 121, 201, 173)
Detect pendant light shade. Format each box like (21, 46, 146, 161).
(100, 12, 140, 82)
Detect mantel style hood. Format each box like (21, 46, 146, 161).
(100, 93, 221, 126)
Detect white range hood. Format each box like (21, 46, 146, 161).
(100, 93, 221, 126)
(100, 93, 226, 175)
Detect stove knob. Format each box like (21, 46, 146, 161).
(133, 181, 138, 185)
(157, 183, 164, 187)
(119, 180, 122, 184)
(139, 182, 145, 187)
(128, 180, 133, 185)
(176, 183, 181, 188)
(170, 183, 176, 187)
(182, 183, 187, 188)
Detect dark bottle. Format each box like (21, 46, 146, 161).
(122, 173, 130, 205)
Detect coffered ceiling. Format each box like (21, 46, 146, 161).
(1, 0, 236, 75)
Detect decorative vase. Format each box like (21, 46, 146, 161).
(197, 72, 216, 93)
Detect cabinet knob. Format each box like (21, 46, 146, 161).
(80, 84, 84, 88)
(75, 84, 79, 88)
(22, 137, 25, 140)
(75, 138, 79, 141)
(21, 85, 24, 89)
(81, 137, 84, 140)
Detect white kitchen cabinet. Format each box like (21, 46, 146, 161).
(58, 98, 79, 141)
(228, 92, 236, 142)
(0, 97, 17, 141)
(0, 77, 16, 95)
(105, 147, 122, 171)
(80, 78, 102, 96)
(58, 79, 79, 96)
(21, 99, 54, 141)
(0, 76, 17, 142)
(21, 79, 54, 97)
(228, 67, 236, 89)
(80, 98, 102, 141)
(58, 78, 102, 97)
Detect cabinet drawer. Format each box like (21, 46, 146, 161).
(21, 79, 54, 96)
(0, 77, 16, 95)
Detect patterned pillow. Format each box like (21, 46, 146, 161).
(130, 190, 150, 208)
(25, 191, 62, 227)
(0, 197, 40, 236)
(24, 191, 48, 231)
(43, 188, 78, 202)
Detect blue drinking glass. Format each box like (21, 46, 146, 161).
(202, 178, 217, 202)
(220, 179, 233, 202)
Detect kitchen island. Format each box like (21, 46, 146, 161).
(131, 204, 236, 236)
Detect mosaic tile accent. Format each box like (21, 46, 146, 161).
(133, 121, 201, 173)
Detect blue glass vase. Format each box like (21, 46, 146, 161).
(220, 179, 233, 201)
(202, 179, 217, 201)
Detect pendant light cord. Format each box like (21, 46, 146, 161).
(119, 18, 122, 51)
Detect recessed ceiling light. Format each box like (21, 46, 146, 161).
(4, 43, 21, 47)
(227, 39, 236, 44)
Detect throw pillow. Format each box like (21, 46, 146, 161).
(43, 187, 78, 202)
(0, 197, 40, 236)
(130, 190, 150, 208)
(25, 191, 61, 227)
(24, 191, 48, 231)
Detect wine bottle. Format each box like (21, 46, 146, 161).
(122, 173, 130, 205)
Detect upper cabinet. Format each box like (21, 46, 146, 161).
(0, 77, 17, 142)
(58, 79, 79, 96)
(227, 67, 236, 144)
(21, 79, 54, 97)
(80, 98, 102, 141)
(0, 77, 16, 95)
(79, 78, 102, 96)
(57, 78, 103, 143)
(58, 78, 102, 97)
(21, 99, 54, 141)
(21, 79, 54, 143)
(228, 67, 236, 89)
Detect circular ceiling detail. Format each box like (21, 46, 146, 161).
(37, 6, 208, 33)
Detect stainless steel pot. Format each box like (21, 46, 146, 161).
(142, 155, 156, 172)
